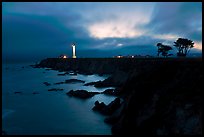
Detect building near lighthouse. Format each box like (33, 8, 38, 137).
(72, 43, 76, 58)
(59, 54, 68, 59)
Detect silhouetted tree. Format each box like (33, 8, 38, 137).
(156, 43, 163, 56)
(156, 43, 172, 58)
(174, 38, 194, 57)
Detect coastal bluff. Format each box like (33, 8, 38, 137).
(35, 58, 202, 135)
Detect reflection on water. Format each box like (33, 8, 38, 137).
(2, 63, 115, 135)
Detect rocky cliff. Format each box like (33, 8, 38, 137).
(36, 58, 202, 135)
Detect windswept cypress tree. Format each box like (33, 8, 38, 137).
(156, 43, 173, 58)
(174, 38, 194, 57)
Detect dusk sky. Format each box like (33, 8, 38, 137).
(2, 2, 202, 62)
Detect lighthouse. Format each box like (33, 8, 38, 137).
(72, 43, 76, 58)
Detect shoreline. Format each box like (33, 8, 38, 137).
(34, 58, 202, 135)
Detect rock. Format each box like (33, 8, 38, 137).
(57, 72, 69, 76)
(43, 82, 51, 86)
(35, 58, 202, 135)
(14, 92, 22, 94)
(54, 79, 85, 85)
(104, 102, 125, 124)
(65, 79, 85, 84)
(89, 80, 118, 88)
(66, 90, 100, 99)
(48, 88, 63, 91)
(69, 71, 77, 75)
(84, 70, 128, 88)
(92, 98, 121, 115)
(84, 81, 101, 86)
(92, 101, 107, 111)
(102, 98, 121, 115)
(102, 89, 116, 95)
(54, 82, 64, 85)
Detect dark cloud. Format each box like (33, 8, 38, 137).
(146, 2, 202, 40)
(2, 2, 202, 62)
(2, 12, 93, 62)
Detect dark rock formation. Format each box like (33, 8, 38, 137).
(103, 98, 121, 115)
(54, 82, 64, 85)
(69, 71, 77, 75)
(93, 98, 121, 115)
(43, 82, 51, 86)
(57, 72, 69, 76)
(111, 59, 202, 135)
(102, 89, 118, 96)
(35, 58, 202, 135)
(104, 101, 125, 125)
(92, 101, 107, 111)
(48, 88, 63, 91)
(84, 80, 118, 88)
(84, 81, 101, 86)
(66, 90, 100, 99)
(54, 79, 85, 85)
(65, 79, 85, 84)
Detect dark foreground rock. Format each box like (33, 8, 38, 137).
(48, 88, 63, 91)
(93, 98, 121, 115)
(111, 59, 202, 135)
(67, 90, 100, 99)
(104, 101, 125, 124)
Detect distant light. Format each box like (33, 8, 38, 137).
(116, 55, 123, 58)
(63, 55, 67, 59)
(131, 56, 134, 58)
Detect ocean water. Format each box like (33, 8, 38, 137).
(2, 63, 116, 135)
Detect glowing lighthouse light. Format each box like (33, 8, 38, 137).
(72, 43, 76, 58)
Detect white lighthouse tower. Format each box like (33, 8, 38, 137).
(72, 43, 76, 58)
